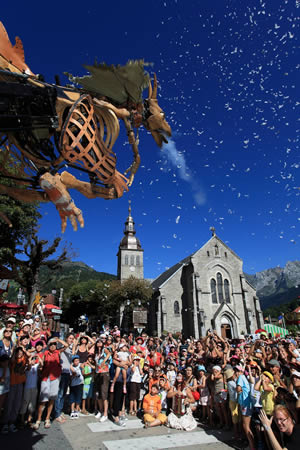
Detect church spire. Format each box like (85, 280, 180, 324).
(119, 200, 141, 250)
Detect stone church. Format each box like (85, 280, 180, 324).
(117, 205, 263, 339)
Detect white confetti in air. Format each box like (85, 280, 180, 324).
(175, 215, 180, 224)
(161, 139, 206, 205)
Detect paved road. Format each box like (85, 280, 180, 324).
(0, 415, 246, 450)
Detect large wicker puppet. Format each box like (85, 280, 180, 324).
(0, 22, 171, 232)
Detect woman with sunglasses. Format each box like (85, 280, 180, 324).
(33, 337, 68, 430)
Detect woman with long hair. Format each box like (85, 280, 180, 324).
(167, 372, 195, 416)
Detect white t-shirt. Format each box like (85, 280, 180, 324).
(131, 366, 142, 383)
(118, 351, 130, 362)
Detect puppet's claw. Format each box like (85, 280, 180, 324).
(39, 172, 84, 233)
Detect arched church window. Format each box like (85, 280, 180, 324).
(136, 255, 140, 266)
(174, 301, 180, 315)
(217, 272, 224, 302)
(215, 245, 219, 256)
(224, 279, 230, 303)
(211, 279, 217, 304)
(130, 255, 134, 265)
(125, 255, 128, 265)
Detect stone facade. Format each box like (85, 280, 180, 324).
(150, 232, 263, 338)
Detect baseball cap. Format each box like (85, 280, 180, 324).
(197, 365, 206, 372)
(72, 355, 80, 361)
(268, 359, 280, 367)
(212, 365, 222, 372)
(291, 370, 300, 378)
(6, 317, 16, 323)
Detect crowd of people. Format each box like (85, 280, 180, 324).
(0, 311, 300, 449)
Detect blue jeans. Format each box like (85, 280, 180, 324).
(54, 373, 70, 418)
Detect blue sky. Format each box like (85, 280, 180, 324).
(2, 0, 299, 279)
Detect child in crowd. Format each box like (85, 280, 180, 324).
(69, 355, 84, 419)
(143, 383, 167, 428)
(129, 356, 142, 415)
(110, 343, 131, 394)
(166, 361, 177, 387)
(81, 354, 95, 414)
(19, 354, 42, 426)
(198, 365, 209, 422)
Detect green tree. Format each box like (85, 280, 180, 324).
(6, 231, 71, 311)
(0, 195, 41, 271)
(62, 277, 153, 329)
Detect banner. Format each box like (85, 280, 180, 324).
(264, 323, 288, 337)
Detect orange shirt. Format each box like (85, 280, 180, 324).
(143, 393, 162, 414)
(149, 375, 170, 391)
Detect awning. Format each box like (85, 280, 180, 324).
(264, 323, 288, 337)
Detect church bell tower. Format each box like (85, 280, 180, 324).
(117, 201, 144, 281)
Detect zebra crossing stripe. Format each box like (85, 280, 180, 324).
(102, 430, 219, 450)
(87, 419, 143, 432)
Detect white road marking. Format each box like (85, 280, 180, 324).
(87, 419, 144, 433)
(103, 430, 219, 449)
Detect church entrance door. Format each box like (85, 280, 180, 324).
(220, 315, 233, 339)
(221, 323, 232, 339)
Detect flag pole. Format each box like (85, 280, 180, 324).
(282, 313, 286, 330)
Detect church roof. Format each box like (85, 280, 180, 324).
(196, 234, 242, 262)
(151, 255, 192, 290)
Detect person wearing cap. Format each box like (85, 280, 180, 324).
(268, 359, 288, 389)
(166, 361, 177, 387)
(129, 336, 146, 357)
(254, 371, 275, 416)
(69, 355, 84, 419)
(33, 337, 68, 430)
(289, 370, 300, 403)
(24, 312, 33, 326)
(198, 365, 210, 423)
(0, 317, 17, 344)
